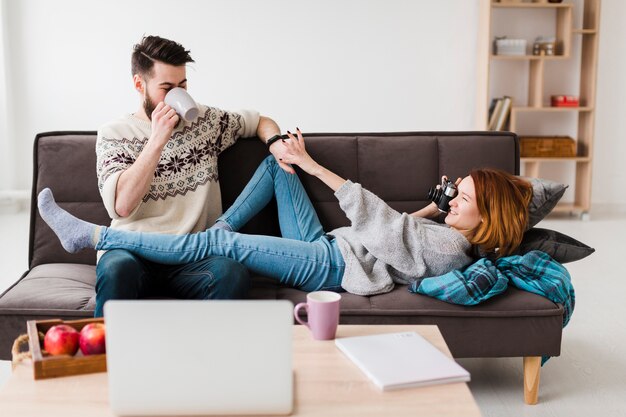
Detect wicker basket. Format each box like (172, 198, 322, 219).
(520, 136, 576, 157)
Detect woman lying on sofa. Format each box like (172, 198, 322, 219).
(38, 128, 533, 296)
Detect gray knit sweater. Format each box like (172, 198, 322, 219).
(329, 181, 473, 296)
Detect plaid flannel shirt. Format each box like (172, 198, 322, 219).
(409, 250, 575, 364)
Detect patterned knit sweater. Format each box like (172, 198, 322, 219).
(96, 105, 259, 239)
(329, 181, 473, 295)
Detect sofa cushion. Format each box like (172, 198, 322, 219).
(31, 133, 106, 268)
(30, 132, 520, 268)
(517, 227, 595, 263)
(0, 264, 96, 313)
(526, 177, 568, 228)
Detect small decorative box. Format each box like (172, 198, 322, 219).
(551, 95, 579, 107)
(494, 37, 527, 56)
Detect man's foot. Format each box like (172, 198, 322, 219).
(37, 188, 99, 253)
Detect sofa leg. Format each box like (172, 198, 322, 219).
(523, 356, 541, 405)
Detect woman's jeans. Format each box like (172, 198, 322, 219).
(96, 156, 346, 292)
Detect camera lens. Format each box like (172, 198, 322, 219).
(427, 179, 458, 213)
(427, 187, 442, 202)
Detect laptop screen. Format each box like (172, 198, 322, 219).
(104, 300, 293, 416)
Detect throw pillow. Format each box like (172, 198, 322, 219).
(524, 177, 568, 229)
(516, 227, 595, 263)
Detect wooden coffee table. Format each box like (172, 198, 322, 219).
(0, 325, 480, 416)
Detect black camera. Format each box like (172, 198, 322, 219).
(427, 178, 458, 213)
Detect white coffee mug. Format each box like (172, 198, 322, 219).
(164, 87, 199, 122)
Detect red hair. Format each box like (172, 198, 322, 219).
(468, 169, 533, 257)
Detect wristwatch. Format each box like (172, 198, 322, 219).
(266, 134, 283, 148)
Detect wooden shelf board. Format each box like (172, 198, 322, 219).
(490, 54, 569, 60)
(492, 3, 573, 9)
(573, 29, 597, 34)
(521, 156, 591, 162)
(512, 106, 593, 112)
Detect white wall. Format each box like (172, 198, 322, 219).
(594, 0, 626, 209)
(1, 0, 479, 190)
(0, 0, 14, 191)
(0, 0, 624, 210)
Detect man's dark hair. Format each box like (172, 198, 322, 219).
(131, 35, 195, 77)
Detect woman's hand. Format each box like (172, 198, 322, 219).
(280, 128, 347, 192)
(280, 128, 321, 176)
(268, 140, 295, 174)
(410, 202, 441, 219)
(410, 175, 462, 219)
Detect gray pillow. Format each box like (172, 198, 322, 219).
(516, 227, 595, 263)
(524, 177, 568, 229)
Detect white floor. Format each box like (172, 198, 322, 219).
(1, 209, 625, 416)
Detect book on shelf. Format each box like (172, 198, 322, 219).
(335, 331, 470, 391)
(495, 96, 512, 130)
(488, 96, 512, 131)
(487, 98, 498, 123)
(487, 98, 503, 130)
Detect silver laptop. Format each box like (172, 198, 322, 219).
(104, 300, 293, 416)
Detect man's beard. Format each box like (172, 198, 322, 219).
(143, 92, 157, 121)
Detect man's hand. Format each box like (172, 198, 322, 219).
(114, 102, 178, 217)
(149, 102, 179, 148)
(256, 115, 294, 174)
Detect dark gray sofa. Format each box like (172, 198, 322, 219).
(0, 131, 563, 403)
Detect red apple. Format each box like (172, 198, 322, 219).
(43, 324, 80, 356)
(79, 323, 106, 355)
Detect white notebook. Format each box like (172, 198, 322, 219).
(335, 331, 470, 391)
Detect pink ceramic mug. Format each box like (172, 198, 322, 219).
(293, 291, 341, 340)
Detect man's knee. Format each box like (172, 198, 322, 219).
(209, 257, 250, 299)
(96, 250, 145, 293)
(94, 250, 149, 317)
(262, 154, 279, 169)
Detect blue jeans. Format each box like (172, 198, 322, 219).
(96, 156, 345, 293)
(95, 250, 250, 317)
